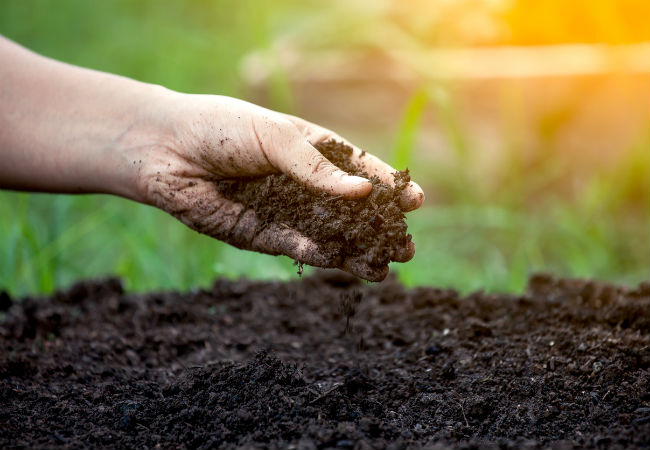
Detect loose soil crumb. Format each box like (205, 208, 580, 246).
(1, 273, 649, 449)
(216, 140, 412, 268)
(339, 290, 363, 334)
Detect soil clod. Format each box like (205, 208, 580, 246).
(216, 140, 412, 269)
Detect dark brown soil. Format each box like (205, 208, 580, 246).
(216, 140, 412, 267)
(1, 273, 649, 449)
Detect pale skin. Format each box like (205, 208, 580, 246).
(0, 36, 424, 281)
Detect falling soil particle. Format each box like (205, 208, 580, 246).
(216, 140, 412, 268)
(339, 290, 363, 334)
(1, 272, 649, 449)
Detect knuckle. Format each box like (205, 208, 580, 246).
(304, 128, 335, 145)
(307, 151, 336, 177)
(208, 202, 244, 238)
(258, 117, 300, 164)
(269, 117, 298, 138)
(228, 209, 257, 249)
(181, 199, 243, 242)
(250, 227, 282, 256)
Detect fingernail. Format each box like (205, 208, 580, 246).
(333, 171, 372, 198)
(343, 175, 371, 187)
(332, 170, 367, 185)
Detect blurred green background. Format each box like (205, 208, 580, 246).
(1, 0, 648, 296)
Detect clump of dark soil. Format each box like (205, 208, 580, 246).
(1, 273, 649, 449)
(216, 140, 412, 267)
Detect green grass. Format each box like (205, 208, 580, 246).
(0, 0, 648, 297)
(390, 88, 429, 170)
(0, 193, 300, 296)
(1, 190, 646, 297)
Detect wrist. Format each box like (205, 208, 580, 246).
(106, 84, 180, 203)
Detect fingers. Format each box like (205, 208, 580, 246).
(158, 169, 411, 282)
(250, 224, 342, 268)
(239, 216, 406, 283)
(264, 121, 372, 199)
(229, 208, 413, 280)
(197, 197, 343, 268)
(392, 241, 416, 263)
(201, 192, 342, 268)
(347, 147, 425, 212)
(341, 257, 389, 282)
(399, 185, 425, 212)
(281, 114, 425, 211)
(338, 240, 413, 281)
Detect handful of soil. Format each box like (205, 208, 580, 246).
(216, 140, 412, 269)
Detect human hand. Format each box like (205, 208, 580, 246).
(136, 93, 424, 281)
(0, 36, 421, 281)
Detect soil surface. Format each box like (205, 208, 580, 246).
(216, 140, 412, 268)
(1, 273, 649, 449)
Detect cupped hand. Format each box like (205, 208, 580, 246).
(138, 93, 424, 281)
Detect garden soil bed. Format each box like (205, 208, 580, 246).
(1, 272, 649, 449)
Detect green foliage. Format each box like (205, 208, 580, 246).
(0, 194, 299, 296)
(391, 88, 429, 170)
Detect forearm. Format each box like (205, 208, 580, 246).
(0, 36, 170, 200)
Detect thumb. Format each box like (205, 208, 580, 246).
(268, 126, 372, 198)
